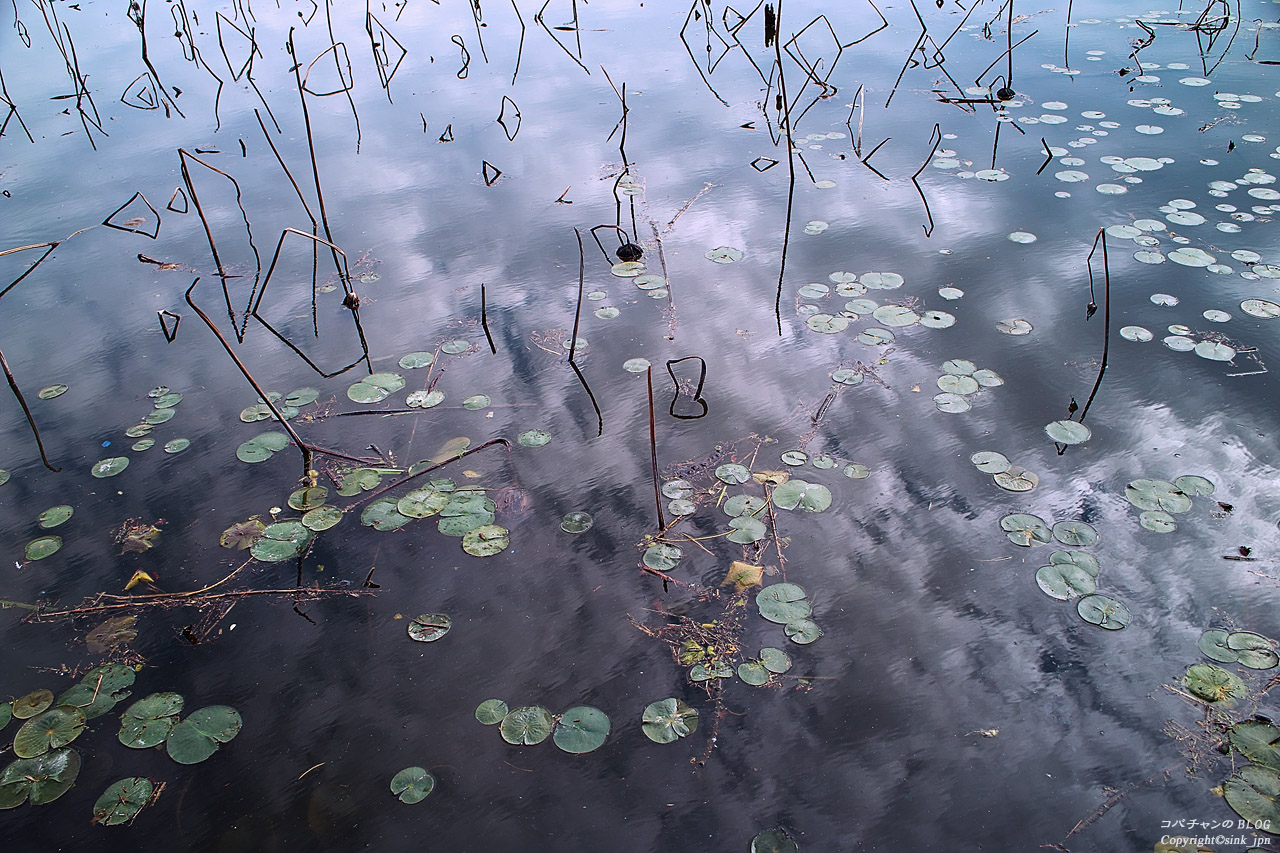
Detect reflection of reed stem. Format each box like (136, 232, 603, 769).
(481, 283, 497, 354)
(0, 345, 60, 472)
(1078, 230, 1111, 423)
(647, 366, 666, 530)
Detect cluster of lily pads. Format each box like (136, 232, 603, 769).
(1198, 629, 1279, 671)
(998, 513, 1129, 630)
(795, 270, 955, 340)
(683, 640, 794, 687)
(474, 699, 611, 753)
(84, 386, 190, 485)
(969, 451, 1039, 492)
(756, 583, 821, 645)
(934, 359, 1003, 414)
(1125, 475, 1214, 534)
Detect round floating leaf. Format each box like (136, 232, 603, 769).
(662, 479, 695, 499)
(407, 613, 451, 643)
(1195, 341, 1236, 361)
(518, 429, 551, 447)
(390, 767, 435, 804)
(970, 451, 1010, 474)
(779, 450, 808, 466)
(38, 384, 68, 400)
(1000, 513, 1051, 547)
(163, 438, 189, 454)
(843, 463, 869, 479)
(361, 498, 413, 532)
(553, 706, 610, 754)
(1228, 632, 1280, 670)
(623, 358, 651, 373)
(784, 619, 822, 644)
(873, 304, 919, 327)
(92, 777, 154, 825)
(398, 488, 449, 519)
(437, 494, 495, 537)
(165, 706, 242, 764)
(937, 374, 979, 395)
(302, 506, 343, 532)
(994, 466, 1038, 492)
(250, 521, 312, 562)
(1045, 420, 1091, 445)
(919, 310, 955, 329)
(1230, 721, 1280, 771)
(143, 408, 175, 425)
(611, 261, 645, 277)
(58, 664, 134, 720)
(399, 352, 435, 369)
(934, 393, 970, 413)
(941, 359, 977, 375)
(643, 543, 682, 572)
(1051, 521, 1098, 547)
(757, 583, 810, 624)
(1199, 629, 1239, 663)
(463, 394, 490, 410)
(737, 661, 770, 686)
(724, 495, 768, 517)
(715, 464, 751, 485)
(25, 536, 62, 561)
(1077, 595, 1131, 630)
(641, 698, 698, 744)
(1242, 299, 1280, 318)
(561, 511, 593, 534)
(462, 524, 509, 557)
(406, 390, 444, 409)
(440, 339, 470, 354)
(220, 519, 265, 550)
(831, 367, 864, 386)
(1035, 564, 1097, 600)
(705, 246, 743, 264)
(1174, 475, 1214, 496)
(475, 699, 509, 725)
(347, 372, 405, 403)
(0, 470, 8, 486)
(14, 706, 86, 758)
(288, 486, 329, 512)
(12, 690, 54, 720)
(91, 457, 129, 478)
(239, 403, 273, 423)
(751, 828, 800, 853)
(805, 314, 847, 334)
(1125, 479, 1191, 513)
(689, 662, 733, 682)
(118, 693, 183, 749)
(1227, 766, 1280, 828)
(1139, 510, 1177, 533)
(760, 647, 792, 674)
(771, 480, 831, 512)
(236, 432, 290, 464)
(995, 318, 1033, 335)
(499, 706, 554, 745)
(337, 468, 382, 496)
(0, 748, 81, 807)
(727, 517, 766, 544)
(284, 388, 319, 407)
(1183, 665, 1248, 707)
(1050, 550, 1100, 578)
(152, 392, 182, 408)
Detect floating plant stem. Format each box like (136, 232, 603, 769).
(347, 437, 512, 508)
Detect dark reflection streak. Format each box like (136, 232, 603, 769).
(102, 192, 161, 239)
(172, 0, 226, 129)
(509, 0, 526, 85)
(569, 359, 603, 437)
(534, 0, 589, 75)
(255, 110, 317, 224)
(795, 151, 816, 183)
(859, 136, 892, 181)
(646, 366, 666, 530)
(185, 278, 315, 477)
(1129, 19, 1155, 77)
(0, 346, 60, 472)
(1005, 0, 1014, 88)
(0, 66, 34, 143)
(0, 242, 57, 301)
(126, 0, 184, 119)
(365, 8, 408, 103)
(35, 2, 105, 149)
(589, 224, 628, 264)
(481, 283, 497, 354)
(678, 1, 729, 106)
(1076, 229, 1110, 428)
(216, 13, 279, 132)
(468, 0, 489, 63)
(452, 34, 471, 78)
(1063, 0, 1074, 68)
(772, 0, 797, 337)
(569, 228, 586, 363)
(322, 2, 362, 149)
(1036, 136, 1052, 175)
(666, 357, 708, 420)
(497, 95, 521, 141)
(911, 123, 941, 236)
(974, 31, 1037, 88)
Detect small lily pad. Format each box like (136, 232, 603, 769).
(462, 394, 490, 410)
(91, 457, 130, 478)
(1045, 420, 1092, 445)
(152, 392, 182, 408)
(143, 408, 175, 425)
(552, 706, 610, 754)
(517, 429, 551, 447)
(475, 699, 509, 725)
(24, 536, 62, 561)
(705, 246, 743, 264)
(970, 451, 1010, 474)
(92, 777, 154, 825)
(361, 498, 413, 532)
(250, 521, 312, 562)
(1000, 513, 1051, 547)
(1076, 594, 1131, 630)
(302, 506, 343, 532)
(1139, 510, 1177, 533)
(407, 613, 451, 642)
(288, 486, 329, 512)
(724, 495, 767, 517)
(12, 690, 54, 720)
(1182, 663, 1248, 705)
(641, 698, 698, 743)
(994, 466, 1038, 492)
(406, 390, 445, 408)
(441, 339, 470, 354)
(236, 432, 290, 464)
(165, 705, 242, 764)
(38, 384, 68, 399)
(284, 388, 319, 407)
(643, 543, 682, 571)
(462, 524, 509, 557)
(757, 583, 810, 624)
(1051, 521, 1098, 547)
(784, 619, 822, 644)
(163, 438, 190, 454)
(399, 352, 435, 369)
(390, 767, 435, 804)
(347, 372, 405, 403)
(499, 706, 554, 745)
(760, 647, 792, 674)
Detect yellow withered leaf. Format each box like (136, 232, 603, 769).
(124, 570, 154, 591)
(721, 561, 763, 592)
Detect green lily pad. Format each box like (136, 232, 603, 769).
(161, 438, 189, 454)
(390, 767, 435, 804)
(715, 464, 751, 484)
(288, 486, 329, 512)
(236, 432, 290, 464)
(1199, 629, 1239, 663)
(118, 693, 183, 749)
(937, 374, 978, 395)
(0, 470, 9, 486)
(641, 698, 698, 743)
(771, 480, 831, 512)
(737, 661, 771, 686)
(399, 352, 435, 369)
(553, 706, 610, 754)
(1174, 474, 1215, 496)
(347, 372, 405, 403)
(757, 584, 810, 624)
(843, 463, 870, 479)
(561, 511, 594, 534)
(1000, 513, 1051, 547)
(152, 392, 182, 408)
(284, 388, 319, 407)
(806, 313, 848, 334)
(57, 664, 135, 720)
(238, 403, 274, 423)
(662, 479, 694, 499)
(1049, 550, 1100, 578)
(437, 494, 496, 537)
(1138, 510, 1176, 533)
(0, 748, 81, 808)
(1045, 420, 1091, 444)
(705, 246, 743, 264)
(407, 613, 451, 642)
(690, 661, 734, 682)
(1051, 521, 1098, 547)
(785, 619, 822, 644)
(933, 392, 970, 413)
(462, 524, 510, 557)
(131, 439, 154, 451)
(250, 521, 312, 562)
(302, 506, 343, 532)
(441, 339, 470, 354)
(126, 424, 154, 438)
(811, 454, 836, 469)
(336, 467, 382, 496)
(463, 394, 490, 410)
(969, 451, 1010, 474)
(779, 450, 808, 466)
(91, 457, 130, 478)
(727, 516, 767, 544)
(1125, 478, 1192, 513)
(36, 506, 72, 529)
(751, 828, 800, 853)
(1225, 765, 1280, 827)
(220, 519, 265, 549)
(406, 389, 445, 408)
(475, 699, 509, 725)
(361, 498, 413, 532)
(760, 647, 792, 674)
(643, 543, 682, 571)
(623, 358, 651, 373)
(38, 384, 68, 399)
(25, 536, 62, 561)
(398, 487, 450, 519)
(518, 429, 551, 447)
(724, 495, 768, 517)
(1228, 632, 1279, 670)
(942, 359, 977, 375)
(14, 706, 86, 758)
(1077, 594, 1131, 630)
(1182, 663, 1247, 705)
(994, 466, 1038, 492)
(144, 408, 175, 425)
(92, 777, 154, 825)
(12, 690, 54, 720)
(165, 706, 243, 764)
(1230, 721, 1280, 772)
(499, 706, 554, 745)
(1035, 564, 1097, 600)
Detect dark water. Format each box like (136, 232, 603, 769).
(3, 0, 1280, 850)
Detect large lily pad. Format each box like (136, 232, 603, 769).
(165, 705, 243, 764)
(437, 494, 496, 537)
(642, 698, 698, 743)
(1035, 564, 1097, 600)
(757, 584, 810, 624)
(1125, 479, 1192, 513)
(1076, 595, 1131, 630)
(92, 777, 154, 825)
(118, 693, 183, 749)
(407, 613, 451, 642)
(397, 487, 450, 519)
(390, 767, 435, 804)
(1182, 663, 1248, 706)
(770, 480, 832, 512)
(250, 521, 312, 562)
(0, 748, 81, 808)
(14, 707, 85, 758)
(235, 432, 290, 464)
(499, 706, 554, 745)
(1231, 721, 1280, 772)
(12, 690, 54, 719)
(462, 524, 509, 557)
(37, 506, 73, 529)
(552, 706, 610, 754)
(90, 457, 130, 478)
(1228, 632, 1279, 670)
(361, 498, 413, 532)
(347, 372, 405, 403)
(1224, 765, 1280, 827)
